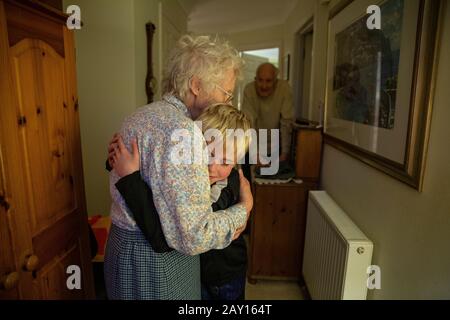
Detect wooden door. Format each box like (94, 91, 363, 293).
(0, 0, 94, 299)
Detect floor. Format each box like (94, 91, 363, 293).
(245, 279, 304, 300)
(242, 234, 304, 300)
(93, 232, 305, 300)
(93, 263, 305, 300)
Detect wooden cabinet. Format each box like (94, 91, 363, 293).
(248, 126, 322, 282)
(293, 126, 323, 181)
(0, 0, 94, 299)
(248, 180, 318, 282)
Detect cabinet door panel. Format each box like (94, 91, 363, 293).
(250, 185, 308, 279)
(8, 37, 88, 300)
(39, 243, 84, 300)
(0, 147, 20, 300)
(0, 0, 94, 299)
(10, 39, 75, 236)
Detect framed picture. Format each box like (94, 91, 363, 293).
(284, 54, 290, 81)
(324, 0, 443, 191)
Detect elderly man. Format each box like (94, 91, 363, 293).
(242, 62, 294, 163)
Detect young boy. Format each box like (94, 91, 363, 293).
(108, 104, 251, 300)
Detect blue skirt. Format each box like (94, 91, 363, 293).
(104, 224, 201, 300)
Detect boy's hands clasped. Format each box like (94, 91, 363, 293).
(108, 134, 140, 178)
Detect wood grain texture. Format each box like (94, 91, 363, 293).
(249, 180, 318, 281)
(0, 0, 94, 299)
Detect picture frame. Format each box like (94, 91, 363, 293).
(323, 0, 443, 191)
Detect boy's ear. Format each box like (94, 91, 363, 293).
(189, 76, 201, 97)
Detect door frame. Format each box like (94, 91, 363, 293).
(293, 17, 314, 121)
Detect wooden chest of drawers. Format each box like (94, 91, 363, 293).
(248, 178, 318, 282)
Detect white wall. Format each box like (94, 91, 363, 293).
(64, 0, 137, 216)
(134, 0, 160, 106)
(224, 24, 284, 54)
(64, 0, 186, 216)
(284, 0, 450, 299)
(157, 0, 188, 100)
(321, 1, 450, 299)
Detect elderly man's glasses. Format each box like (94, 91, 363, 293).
(215, 84, 234, 103)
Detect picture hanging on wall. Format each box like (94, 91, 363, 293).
(323, 0, 443, 191)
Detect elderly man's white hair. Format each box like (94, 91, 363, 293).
(162, 35, 243, 101)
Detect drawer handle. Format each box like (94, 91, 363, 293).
(0, 272, 19, 291)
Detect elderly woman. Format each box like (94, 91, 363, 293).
(104, 35, 253, 300)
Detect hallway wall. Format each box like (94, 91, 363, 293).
(63, 0, 140, 217)
(285, 0, 450, 299)
(63, 0, 186, 216)
(224, 24, 284, 54)
(321, 0, 450, 299)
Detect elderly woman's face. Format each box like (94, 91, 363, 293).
(195, 70, 236, 108)
(210, 69, 237, 105)
(190, 69, 236, 119)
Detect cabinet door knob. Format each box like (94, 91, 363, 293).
(1, 272, 20, 291)
(24, 255, 39, 272)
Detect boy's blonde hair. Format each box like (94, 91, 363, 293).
(196, 104, 251, 163)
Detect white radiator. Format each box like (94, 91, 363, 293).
(303, 191, 373, 300)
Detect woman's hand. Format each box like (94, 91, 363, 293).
(108, 134, 140, 178)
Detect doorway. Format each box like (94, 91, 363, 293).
(294, 21, 314, 121)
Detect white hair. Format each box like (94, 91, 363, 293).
(162, 35, 243, 101)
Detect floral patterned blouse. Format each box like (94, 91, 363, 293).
(109, 95, 247, 255)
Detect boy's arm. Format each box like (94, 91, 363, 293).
(115, 172, 173, 253)
(112, 163, 240, 252)
(107, 160, 172, 253)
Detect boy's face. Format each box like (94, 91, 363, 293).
(208, 163, 234, 185)
(208, 149, 235, 184)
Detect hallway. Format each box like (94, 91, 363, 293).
(1, 0, 449, 300)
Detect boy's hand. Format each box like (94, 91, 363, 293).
(232, 222, 247, 240)
(109, 136, 140, 177)
(238, 169, 253, 215)
(108, 133, 120, 168)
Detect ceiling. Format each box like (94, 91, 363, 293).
(177, 0, 299, 34)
